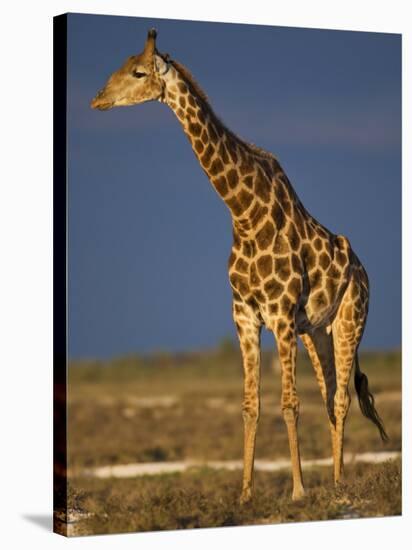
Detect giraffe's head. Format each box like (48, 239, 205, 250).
(90, 29, 169, 110)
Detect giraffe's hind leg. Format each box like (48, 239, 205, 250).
(300, 329, 337, 461)
(331, 273, 368, 484)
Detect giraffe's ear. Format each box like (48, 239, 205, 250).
(154, 54, 169, 75)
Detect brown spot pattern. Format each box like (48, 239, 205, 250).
(310, 269, 323, 290)
(194, 140, 204, 154)
(227, 169, 239, 189)
(287, 223, 300, 251)
(242, 241, 256, 258)
(275, 256, 291, 281)
(288, 277, 302, 299)
(208, 124, 218, 144)
(235, 257, 249, 273)
(281, 295, 292, 313)
(214, 175, 228, 196)
(189, 122, 202, 137)
(202, 144, 214, 167)
(244, 175, 254, 189)
(201, 129, 208, 144)
(264, 279, 283, 300)
(238, 189, 254, 212)
(257, 255, 273, 278)
(274, 234, 289, 255)
(218, 143, 229, 164)
(302, 244, 317, 271)
(319, 251, 331, 270)
(269, 303, 279, 315)
(255, 171, 271, 202)
(272, 203, 286, 231)
(314, 237, 322, 251)
(256, 221, 275, 249)
(209, 158, 224, 176)
(230, 273, 249, 295)
(250, 262, 260, 286)
(291, 253, 302, 273)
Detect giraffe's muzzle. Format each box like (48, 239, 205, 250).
(90, 91, 114, 111)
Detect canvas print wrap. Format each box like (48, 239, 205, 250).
(53, 13, 401, 536)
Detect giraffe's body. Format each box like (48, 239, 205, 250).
(91, 30, 387, 502)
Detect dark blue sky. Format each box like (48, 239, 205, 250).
(67, 13, 401, 359)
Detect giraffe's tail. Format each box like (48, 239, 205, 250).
(354, 352, 388, 442)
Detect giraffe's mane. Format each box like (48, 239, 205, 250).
(165, 56, 278, 163)
(169, 58, 209, 103)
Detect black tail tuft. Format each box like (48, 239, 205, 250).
(354, 353, 388, 442)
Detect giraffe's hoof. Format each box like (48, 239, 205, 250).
(292, 486, 306, 501)
(239, 489, 252, 505)
(334, 476, 345, 488)
(334, 479, 347, 497)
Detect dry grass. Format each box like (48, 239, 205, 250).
(60, 348, 401, 536)
(65, 460, 401, 536)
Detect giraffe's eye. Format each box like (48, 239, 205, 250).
(133, 70, 147, 79)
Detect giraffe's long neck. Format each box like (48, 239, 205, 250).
(162, 64, 278, 228)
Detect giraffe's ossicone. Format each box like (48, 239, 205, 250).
(91, 29, 388, 503)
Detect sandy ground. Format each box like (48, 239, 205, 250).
(79, 450, 401, 479)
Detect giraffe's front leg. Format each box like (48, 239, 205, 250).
(233, 300, 262, 505)
(273, 317, 305, 501)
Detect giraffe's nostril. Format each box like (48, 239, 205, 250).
(90, 87, 114, 111)
(90, 87, 113, 109)
(90, 96, 100, 109)
(90, 95, 113, 110)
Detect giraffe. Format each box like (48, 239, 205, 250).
(91, 29, 388, 502)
